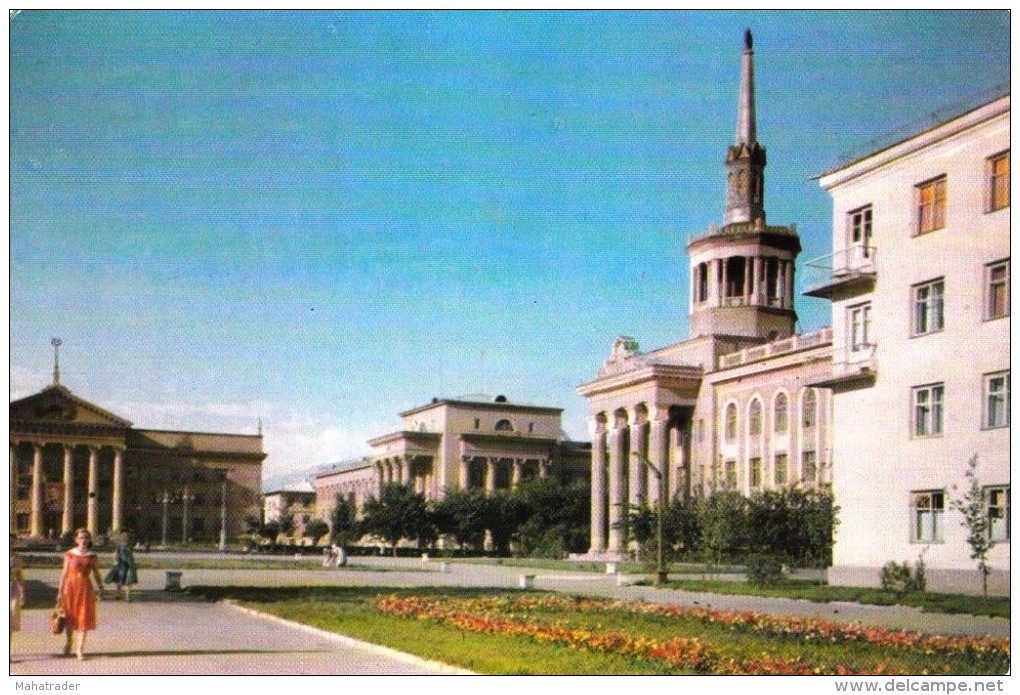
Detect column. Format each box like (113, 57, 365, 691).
(9, 444, 15, 534)
(460, 457, 470, 489)
(511, 459, 522, 488)
(375, 463, 384, 492)
(755, 256, 764, 304)
(62, 445, 74, 535)
(607, 425, 627, 556)
(484, 458, 495, 493)
(111, 447, 124, 533)
(715, 259, 724, 305)
(400, 456, 411, 485)
(589, 429, 607, 554)
(649, 419, 669, 508)
(744, 256, 752, 303)
(30, 444, 43, 538)
(720, 258, 729, 302)
(691, 265, 699, 311)
(87, 446, 98, 535)
(628, 420, 647, 506)
(784, 260, 794, 309)
(670, 426, 688, 500)
(538, 459, 549, 479)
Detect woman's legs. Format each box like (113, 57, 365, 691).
(76, 630, 87, 660)
(63, 626, 73, 656)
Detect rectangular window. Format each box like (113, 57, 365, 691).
(985, 371, 1010, 429)
(987, 487, 1010, 542)
(913, 279, 944, 336)
(913, 383, 944, 437)
(986, 260, 1010, 320)
(989, 151, 1010, 211)
(802, 451, 817, 484)
(750, 457, 762, 488)
(724, 460, 738, 489)
(917, 177, 947, 234)
(913, 491, 945, 543)
(848, 303, 872, 351)
(849, 205, 873, 255)
(774, 453, 788, 486)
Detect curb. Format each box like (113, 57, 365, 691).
(220, 600, 475, 675)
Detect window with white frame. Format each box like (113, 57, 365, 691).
(848, 303, 872, 351)
(749, 457, 762, 488)
(986, 260, 1009, 320)
(774, 453, 788, 486)
(802, 389, 817, 429)
(801, 451, 817, 484)
(916, 176, 946, 235)
(985, 371, 1010, 429)
(913, 383, 944, 437)
(749, 399, 762, 436)
(774, 393, 788, 433)
(986, 486, 1010, 542)
(989, 151, 1009, 212)
(725, 403, 737, 442)
(913, 490, 944, 543)
(848, 205, 872, 256)
(724, 460, 738, 489)
(912, 279, 944, 336)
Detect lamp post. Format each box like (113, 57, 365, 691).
(218, 471, 228, 553)
(633, 453, 667, 585)
(158, 492, 170, 548)
(181, 486, 196, 545)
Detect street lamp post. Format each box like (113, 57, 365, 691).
(633, 454, 668, 585)
(181, 486, 195, 545)
(159, 492, 170, 547)
(218, 471, 228, 553)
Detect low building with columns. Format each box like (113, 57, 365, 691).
(10, 381, 265, 546)
(313, 394, 590, 516)
(578, 31, 834, 560)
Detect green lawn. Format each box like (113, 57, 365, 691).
(188, 586, 1009, 676)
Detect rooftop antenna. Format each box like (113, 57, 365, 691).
(51, 337, 63, 386)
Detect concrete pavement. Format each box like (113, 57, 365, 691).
(9, 554, 1009, 676)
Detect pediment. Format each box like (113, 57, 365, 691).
(9, 386, 133, 428)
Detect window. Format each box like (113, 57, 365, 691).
(749, 399, 762, 436)
(986, 260, 1010, 320)
(749, 458, 762, 488)
(912, 279, 944, 336)
(849, 205, 872, 254)
(494, 419, 513, 432)
(913, 383, 944, 437)
(724, 460, 738, 489)
(725, 403, 737, 442)
(774, 454, 788, 486)
(774, 393, 788, 433)
(849, 303, 872, 350)
(913, 491, 945, 543)
(989, 151, 1010, 211)
(987, 487, 1010, 541)
(802, 451, 817, 484)
(802, 389, 817, 429)
(917, 177, 946, 234)
(985, 371, 1010, 429)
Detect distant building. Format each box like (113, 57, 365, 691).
(313, 394, 590, 516)
(809, 90, 1010, 593)
(578, 30, 833, 559)
(10, 372, 265, 545)
(263, 480, 316, 525)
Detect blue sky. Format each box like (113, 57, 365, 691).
(9, 10, 1011, 482)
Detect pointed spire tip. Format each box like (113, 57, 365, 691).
(744, 28, 753, 50)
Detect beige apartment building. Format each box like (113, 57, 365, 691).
(809, 90, 1010, 593)
(313, 395, 590, 515)
(578, 31, 834, 559)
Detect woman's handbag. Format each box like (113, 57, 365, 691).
(50, 605, 66, 634)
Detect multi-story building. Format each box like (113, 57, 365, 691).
(10, 367, 266, 546)
(808, 90, 1010, 594)
(313, 394, 590, 516)
(578, 31, 834, 559)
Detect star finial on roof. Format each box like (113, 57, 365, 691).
(51, 338, 63, 386)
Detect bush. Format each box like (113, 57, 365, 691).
(880, 560, 926, 594)
(745, 553, 785, 587)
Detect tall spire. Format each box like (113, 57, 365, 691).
(724, 29, 766, 226)
(735, 28, 756, 147)
(51, 337, 62, 386)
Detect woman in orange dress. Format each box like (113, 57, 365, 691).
(57, 528, 104, 660)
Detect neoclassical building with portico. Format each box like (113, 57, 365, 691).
(10, 362, 265, 546)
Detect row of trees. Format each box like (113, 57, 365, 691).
(329, 479, 591, 558)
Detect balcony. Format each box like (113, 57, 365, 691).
(803, 245, 877, 299)
(718, 326, 832, 369)
(810, 344, 877, 389)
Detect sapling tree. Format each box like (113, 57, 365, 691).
(949, 456, 995, 597)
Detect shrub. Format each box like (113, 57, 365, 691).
(880, 560, 925, 594)
(745, 553, 785, 587)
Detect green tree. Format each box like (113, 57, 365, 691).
(431, 489, 489, 551)
(329, 493, 359, 547)
(278, 512, 295, 542)
(303, 518, 329, 545)
(950, 455, 995, 597)
(514, 478, 590, 557)
(695, 490, 747, 569)
(484, 491, 529, 556)
(360, 483, 429, 556)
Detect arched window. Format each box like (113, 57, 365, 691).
(749, 399, 762, 436)
(494, 419, 514, 432)
(725, 403, 738, 442)
(802, 389, 817, 429)
(774, 393, 788, 433)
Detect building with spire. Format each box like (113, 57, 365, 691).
(9, 341, 266, 546)
(578, 31, 834, 559)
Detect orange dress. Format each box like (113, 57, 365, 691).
(60, 549, 98, 631)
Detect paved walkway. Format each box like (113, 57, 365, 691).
(9, 554, 1009, 676)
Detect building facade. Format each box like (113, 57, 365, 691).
(578, 31, 833, 560)
(809, 91, 1010, 593)
(313, 394, 590, 516)
(10, 378, 265, 546)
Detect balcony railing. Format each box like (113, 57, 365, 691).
(810, 344, 878, 389)
(803, 245, 877, 298)
(718, 326, 833, 369)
